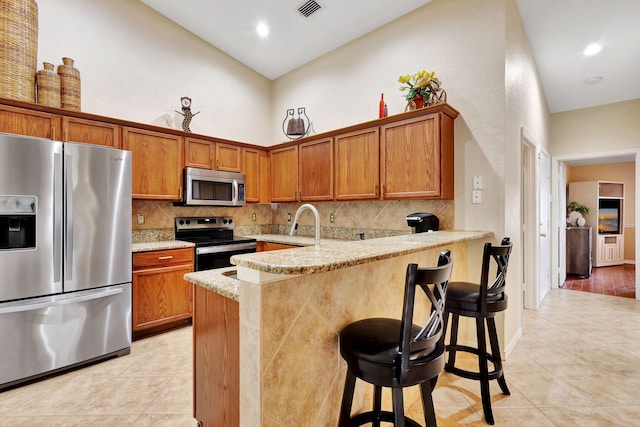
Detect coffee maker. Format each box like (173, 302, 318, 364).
(406, 212, 439, 233)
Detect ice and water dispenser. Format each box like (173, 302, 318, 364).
(0, 196, 36, 250)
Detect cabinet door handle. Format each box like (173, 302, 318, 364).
(540, 233, 547, 237)
(374, 184, 379, 197)
(158, 255, 174, 260)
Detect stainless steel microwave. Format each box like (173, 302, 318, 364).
(183, 167, 246, 206)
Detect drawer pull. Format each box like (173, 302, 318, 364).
(158, 255, 174, 260)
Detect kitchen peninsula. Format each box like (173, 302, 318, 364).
(185, 230, 493, 426)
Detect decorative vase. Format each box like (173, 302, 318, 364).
(57, 57, 81, 111)
(577, 217, 586, 227)
(36, 62, 61, 108)
(0, 0, 39, 102)
(405, 94, 425, 111)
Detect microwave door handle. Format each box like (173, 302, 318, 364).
(65, 152, 73, 282)
(233, 180, 239, 204)
(53, 151, 63, 284)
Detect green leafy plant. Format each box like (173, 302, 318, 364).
(398, 70, 441, 102)
(568, 201, 589, 215)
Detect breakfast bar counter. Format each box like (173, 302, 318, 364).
(185, 230, 493, 427)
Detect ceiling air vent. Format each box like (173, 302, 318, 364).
(297, 0, 322, 18)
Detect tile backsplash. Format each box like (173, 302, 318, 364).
(132, 199, 454, 243)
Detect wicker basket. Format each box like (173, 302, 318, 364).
(36, 62, 60, 107)
(57, 57, 81, 111)
(0, 0, 39, 102)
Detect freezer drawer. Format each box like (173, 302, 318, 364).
(0, 283, 132, 389)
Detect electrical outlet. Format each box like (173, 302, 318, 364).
(137, 213, 145, 225)
(287, 213, 291, 222)
(472, 190, 482, 204)
(330, 213, 335, 223)
(252, 212, 257, 221)
(473, 175, 484, 190)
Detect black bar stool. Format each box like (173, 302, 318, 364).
(338, 250, 453, 427)
(443, 238, 512, 425)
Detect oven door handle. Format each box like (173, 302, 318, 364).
(196, 242, 257, 255)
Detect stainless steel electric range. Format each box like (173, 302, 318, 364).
(174, 216, 257, 271)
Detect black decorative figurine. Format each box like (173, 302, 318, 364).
(175, 97, 200, 133)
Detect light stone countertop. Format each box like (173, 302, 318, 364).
(247, 233, 348, 247)
(184, 267, 240, 301)
(231, 230, 493, 275)
(132, 240, 195, 253)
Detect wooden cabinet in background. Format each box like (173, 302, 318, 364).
(334, 127, 380, 201)
(216, 142, 242, 172)
(597, 234, 624, 267)
(62, 116, 120, 147)
(185, 137, 214, 169)
(256, 241, 300, 252)
(566, 227, 592, 278)
(132, 248, 194, 337)
(0, 104, 60, 140)
(271, 145, 299, 202)
(299, 138, 333, 201)
(123, 126, 184, 200)
(244, 147, 270, 203)
(380, 112, 454, 200)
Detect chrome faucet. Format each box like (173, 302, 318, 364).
(289, 203, 321, 246)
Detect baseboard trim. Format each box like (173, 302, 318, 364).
(503, 326, 522, 360)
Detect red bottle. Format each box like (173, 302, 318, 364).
(379, 93, 385, 118)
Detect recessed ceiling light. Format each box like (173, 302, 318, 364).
(256, 22, 269, 38)
(585, 76, 604, 85)
(583, 43, 602, 56)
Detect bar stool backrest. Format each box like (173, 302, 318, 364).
(480, 237, 513, 314)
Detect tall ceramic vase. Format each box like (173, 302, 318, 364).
(36, 62, 61, 108)
(0, 0, 39, 102)
(57, 57, 81, 111)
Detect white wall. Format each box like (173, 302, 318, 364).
(37, 0, 273, 146)
(274, 0, 551, 352)
(504, 0, 551, 349)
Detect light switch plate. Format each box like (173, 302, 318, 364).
(137, 213, 145, 225)
(330, 213, 335, 223)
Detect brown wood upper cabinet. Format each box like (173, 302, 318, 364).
(216, 142, 242, 172)
(270, 145, 299, 202)
(122, 127, 184, 200)
(0, 104, 60, 140)
(185, 137, 214, 169)
(62, 116, 121, 148)
(299, 138, 333, 201)
(244, 147, 271, 203)
(380, 112, 454, 199)
(334, 127, 380, 201)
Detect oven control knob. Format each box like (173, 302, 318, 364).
(223, 219, 228, 224)
(179, 220, 184, 225)
(186, 220, 191, 225)
(228, 219, 233, 224)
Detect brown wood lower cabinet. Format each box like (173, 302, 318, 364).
(256, 241, 300, 252)
(132, 248, 194, 337)
(193, 285, 239, 427)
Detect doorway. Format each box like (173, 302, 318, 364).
(552, 150, 639, 300)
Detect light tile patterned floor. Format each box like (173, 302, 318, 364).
(1, 289, 640, 426)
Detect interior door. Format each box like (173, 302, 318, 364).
(537, 150, 551, 303)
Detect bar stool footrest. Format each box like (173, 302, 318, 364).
(348, 411, 423, 427)
(445, 344, 504, 381)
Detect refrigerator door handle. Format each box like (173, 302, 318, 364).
(53, 151, 63, 284)
(64, 152, 73, 281)
(0, 287, 124, 315)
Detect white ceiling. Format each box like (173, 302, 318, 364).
(140, 0, 640, 114)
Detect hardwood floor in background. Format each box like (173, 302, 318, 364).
(563, 264, 636, 298)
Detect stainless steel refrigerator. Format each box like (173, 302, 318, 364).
(0, 133, 132, 390)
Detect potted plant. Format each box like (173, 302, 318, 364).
(567, 201, 589, 226)
(398, 70, 446, 110)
